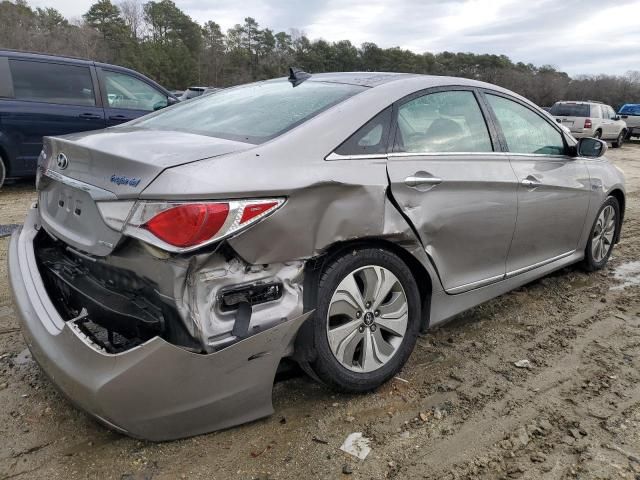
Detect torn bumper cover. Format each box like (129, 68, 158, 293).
(8, 208, 311, 441)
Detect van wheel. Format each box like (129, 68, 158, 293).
(0, 156, 6, 190)
(593, 129, 602, 139)
(583, 196, 620, 271)
(309, 248, 420, 392)
(612, 130, 626, 148)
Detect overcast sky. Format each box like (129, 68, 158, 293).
(31, 0, 640, 76)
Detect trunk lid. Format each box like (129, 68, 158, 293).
(42, 127, 252, 197)
(38, 127, 252, 256)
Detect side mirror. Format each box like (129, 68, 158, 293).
(613, 115, 621, 121)
(167, 96, 179, 106)
(577, 137, 607, 158)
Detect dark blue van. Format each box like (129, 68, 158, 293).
(0, 50, 178, 187)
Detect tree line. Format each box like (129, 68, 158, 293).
(1, 0, 639, 109)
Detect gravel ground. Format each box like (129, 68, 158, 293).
(0, 143, 639, 480)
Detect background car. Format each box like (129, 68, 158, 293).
(550, 100, 627, 148)
(618, 103, 640, 139)
(0, 50, 179, 188)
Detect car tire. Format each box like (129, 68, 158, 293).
(593, 129, 602, 139)
(612, 130, 626, 148)
(0, 155, 6, 190)
(309, 248, 421, 393)
(583, 196, 620, 272)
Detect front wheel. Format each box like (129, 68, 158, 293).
(583, 197, 620, 271)
(309, 248, 421, 392)
(612, 130, 626, 148)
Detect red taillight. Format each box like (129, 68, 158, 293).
(584, 118, 592, 129)
(144, 203, 229, 247)
(240, 201, 279, 224)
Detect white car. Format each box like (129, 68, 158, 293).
(550, 101, 627, 148)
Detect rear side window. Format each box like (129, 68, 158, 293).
(103, 70, 167, 111)
(549, 103, 589, 117)
(335, 107, 392, 155)
(601, 106, 609, 119)
(591, 105, 602, 118)
(394, 90, 493, 153)
(487, 94, 565, 155)
(134, 79, 366, 144)
(9, 59, 95, 106)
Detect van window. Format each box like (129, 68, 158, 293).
(102, 70, 167, 111)
(9, 59, 96, 106)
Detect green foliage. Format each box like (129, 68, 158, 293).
(0, 0, 639, 105)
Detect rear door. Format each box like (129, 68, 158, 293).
(483, 92, 590, 275)
(386, 88, 518, 293)
(97, 68, 169, 126)
(1, 58, 104, 176)
(600, 104, 614, 138)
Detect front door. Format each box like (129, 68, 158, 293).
(387, 89, 518, 293)
(483, 93, 591, 274)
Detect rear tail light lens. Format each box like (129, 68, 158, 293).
(122, 198, 284, 252)
(144, 203, 230, 248)
(584, 118, 592, 129)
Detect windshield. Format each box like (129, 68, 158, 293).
(619, 104, 640, 116)
(133, 79, 366, 144)
(549, 103, 590, 117)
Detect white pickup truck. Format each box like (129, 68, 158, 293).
(619, 104, 640, 139)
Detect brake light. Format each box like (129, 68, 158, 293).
(584, 118, 592, 129)
(144, 203, 229, 248)
(122, 198, 285, 252)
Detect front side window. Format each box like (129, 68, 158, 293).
(103, 70, 167, 111)
(9, 59, 95, 106)
(134, 79, 366, 144)
(487, 94, 565, 156)
(394, 90, 493, 153)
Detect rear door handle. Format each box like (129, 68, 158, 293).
(404, 171, 443, 189)
(109, 115, 132, 121)
(78, 113, 101, 120)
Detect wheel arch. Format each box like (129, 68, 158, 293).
(303, 237, 433, 332)
(608, 188, 625, 243)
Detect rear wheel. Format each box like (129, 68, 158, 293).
(583, 197, 619, 271)
(309, 248, 421, 392)
(593, 129, 602, 139)
(612, 130, 626, 148)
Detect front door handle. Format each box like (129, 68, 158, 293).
(405, 171, 443, 189)
(521, 176, 542, 188)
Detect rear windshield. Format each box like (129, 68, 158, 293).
(619, 104, 640, 116)
(549, 103, 590, 117)
(133, 79, 366, 144)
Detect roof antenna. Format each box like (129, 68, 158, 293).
(288, 67, 311, 87)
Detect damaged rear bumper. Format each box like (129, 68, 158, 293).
(8, 207, 311, 441)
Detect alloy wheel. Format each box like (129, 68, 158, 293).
(326, 265, 408, 373)
(591, 205, 616, 262)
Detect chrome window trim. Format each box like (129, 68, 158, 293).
(325, 152, 387, 161)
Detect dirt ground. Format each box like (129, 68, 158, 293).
(0, 143, 639, 480)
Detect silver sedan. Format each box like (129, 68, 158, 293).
(9, 71, 625, 440)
